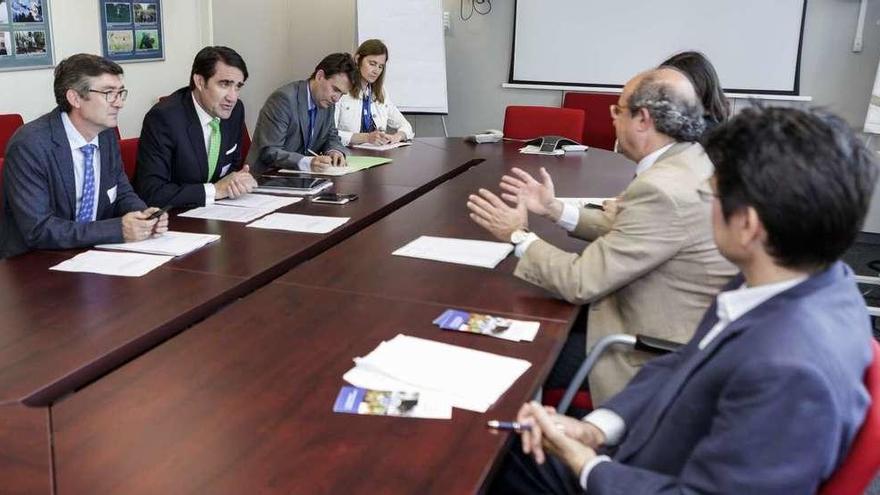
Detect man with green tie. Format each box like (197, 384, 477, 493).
(134, 46, 256, 208)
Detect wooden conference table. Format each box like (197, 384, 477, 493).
(1, 139, 634, 494)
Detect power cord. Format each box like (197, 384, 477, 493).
(460, 0, 491, 21)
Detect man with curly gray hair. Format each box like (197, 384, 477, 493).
(467, 67, 735, 405)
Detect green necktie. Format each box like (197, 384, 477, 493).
(207, 117, 221, 181)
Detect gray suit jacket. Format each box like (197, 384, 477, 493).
(246, 79, 347, 174)
(515, 142, 737, 404)
(0, 108, 146, 258)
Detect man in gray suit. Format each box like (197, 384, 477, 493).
(468, 68, 736, 405)
(0, 53, 168, 259)
(247, 53, 356, 174)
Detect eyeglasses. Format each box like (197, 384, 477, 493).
(88, 88, 129, 103)
(609, 103, 630, 119)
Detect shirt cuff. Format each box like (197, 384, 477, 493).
(513, 232, 540, 258)
(556, 202, 579, 232)
(583, 408, 626, 446)
(297, 156, 312, 171)
(204, 183, 216, 206)
(578, 455, 612, 490)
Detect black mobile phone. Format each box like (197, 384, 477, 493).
(311, 193, 358, 205)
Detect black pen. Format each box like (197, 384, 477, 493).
(147, 204, 171, 220)
(487, 420, 531, 432)
(585, 203, 605, 211)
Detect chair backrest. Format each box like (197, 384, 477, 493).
(502, 106, 585, 143)
(0, 113, 25, 158)
(819, 339, 880, 495)
(119, 137, 139, 181)
(240, 122, 251, 167)
(562, 92, 619, 151)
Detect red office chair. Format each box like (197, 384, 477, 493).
(240, 122, 251, 167)
(562, 92, 619, 151)
(119, 137, 139, 180)
(818, 339, 880, 495)
(502, 106, 585, 143)
(0, 113, 25, 157)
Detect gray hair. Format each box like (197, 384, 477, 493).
(626, 71, 705, 142)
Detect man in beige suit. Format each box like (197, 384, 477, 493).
(467, 67, 736, 405)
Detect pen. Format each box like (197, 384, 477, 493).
(307, 148, 321, 157)
(487, 420, 531, 432)
(585, 203, 605, 211)
(147, 204, 171, 220)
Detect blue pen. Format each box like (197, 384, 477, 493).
(487, 420, 531, 432)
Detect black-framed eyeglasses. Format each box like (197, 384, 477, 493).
(88, 88, 129, 103)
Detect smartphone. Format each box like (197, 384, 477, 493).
(311, 193, 358, 205)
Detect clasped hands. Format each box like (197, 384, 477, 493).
(216, 164, 257, 200)
(516, 401, 605, 476)
(122, 207, 168, 242)
(467, 166, 560, 241)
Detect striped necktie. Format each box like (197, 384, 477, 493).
(76, 144, 96, 223)
(207, 117, 221, 181)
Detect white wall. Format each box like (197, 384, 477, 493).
(0, 0, 212, 138)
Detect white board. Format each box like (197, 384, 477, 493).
(511, 0, 807, 94)
(864, 53, 880, 135)
(357, 0, 448, 114)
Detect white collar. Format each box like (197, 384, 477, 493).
(715, 275, 809, 325)
(635, 142, 674, 176)
(191, 92, 214, 127)
(60, 111, 100, 150)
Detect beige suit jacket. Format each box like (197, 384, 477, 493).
(514, 142, 736, 405)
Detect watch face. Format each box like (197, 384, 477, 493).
(511, 230, 527, 244)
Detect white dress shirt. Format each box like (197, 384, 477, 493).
(577, 274, 808, 489)
(61, 112, 101, 221)
(191, 93, 217, 205)
(333, 87, 414, 146)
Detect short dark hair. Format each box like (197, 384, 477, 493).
(705, 107, 879, 269)
(309, 52, 356, 85)
(54, 53, 123, 113)
(661, 51, 730, 132)
(189, 46, 249, 90)
(627, 69, 706, 142)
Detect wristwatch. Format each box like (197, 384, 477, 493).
(510, 228, 531, 245)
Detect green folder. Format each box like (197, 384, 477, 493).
(346, 156, 393, 171)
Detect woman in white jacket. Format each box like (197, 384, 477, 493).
(334, 39, 414, 146)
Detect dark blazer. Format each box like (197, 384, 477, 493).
(246, 79, 346, 174)
(588, 262, 872, 494)
(134, 87, 244, 208)
(0, 108, 146, 258)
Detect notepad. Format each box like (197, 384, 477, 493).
(279, 156, 392, 176)
(96, 231, 220, 256)
(343, 334, 531, 412)
(178, 204, 275, 223)
(215, 193, 301, 210)
(50, 250, 172, 277)
(392, 235, 513, 269)
(246, 213, 350, 233)
(352, 141, 412, 151)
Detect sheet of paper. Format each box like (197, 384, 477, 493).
(392, 235, 513, 269)
(557, 197, 613, 209)
(343, 334, 531, 413)
(352, 141, 412, 151)
(215, 193, 301, 210)
(246, 213, 350, 234)
(178, 204, 275, 223)
(50, 250, 172, 277)
(278, 156, 392, 176)
(519, 144, 564, 156)
(96, 231, 220, 256)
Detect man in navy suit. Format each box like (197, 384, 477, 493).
(0, 53, 167, 259)
(135, 46, 256, 208)
(492, 107, 878, 494)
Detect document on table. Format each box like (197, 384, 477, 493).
(557, 197, 613, 209)
(343, 334, 531, 413)
(178, 204, 275, 223)
(278, 156, 392, 176)
(215, 193, 302, 210)
(50, 250, 173, 277)
(247, 213, 350, 234)
(392, 235, 513, 269)
(352, 141, 412, 151)
(96, 231, 220, 256)
(519, 144, 563, 156)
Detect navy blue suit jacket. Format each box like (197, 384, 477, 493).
(590, 262, 872, 494)
(134, 87, 244, 208)
(0, 108, 146, 258)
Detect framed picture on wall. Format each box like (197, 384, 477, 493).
(0, 0, 55, 72)
(99, 0, 163, 63)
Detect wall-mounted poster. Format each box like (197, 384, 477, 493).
(0, 0, 55, 72)
(99, 0, 163, 63)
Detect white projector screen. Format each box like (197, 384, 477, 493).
(511, 0, 807, 94)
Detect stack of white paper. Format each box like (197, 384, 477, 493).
(96, 231, 220, 256)
(343, 334, 531, 412)
(178, 204, 275, 223)
(352, 141, 412, 151)
(215, 194, 301, 210)
(557, 197, 612, 209)
(50, 250, 173, 277)
(246, 213, 350, 233)
(392, 236, 513, 269)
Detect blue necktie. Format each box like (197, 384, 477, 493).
(76, 144, 96, 223)
(306, 106, 317, 150)
(361, 89, 375, 133)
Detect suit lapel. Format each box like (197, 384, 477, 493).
(95, 130, 112, 218)
(183, 92, 209, 180)
(48, 110, 77, 216)
(298, 81, 311, 149)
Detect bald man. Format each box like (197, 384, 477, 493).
(468, 68, 736, 404)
